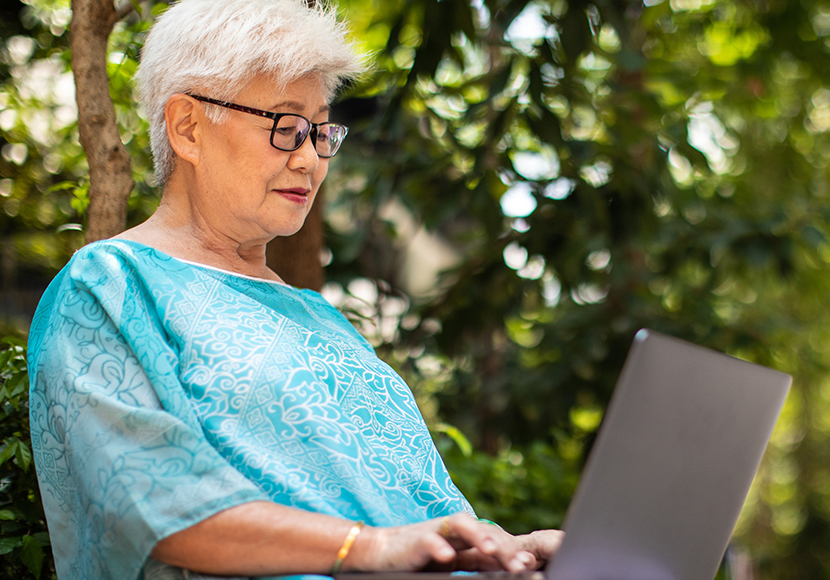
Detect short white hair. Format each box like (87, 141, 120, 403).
(136, 0, 366, 185)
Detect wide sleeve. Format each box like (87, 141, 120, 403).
(28, 248, 269, 580)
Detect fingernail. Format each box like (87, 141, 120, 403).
(520, 553, 535, 566)
(482, 539, 497, 553)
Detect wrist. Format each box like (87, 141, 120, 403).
(340, 523, 382, 572)
(331, 521, 365, 575)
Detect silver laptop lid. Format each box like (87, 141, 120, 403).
(547, 329, 791, 580)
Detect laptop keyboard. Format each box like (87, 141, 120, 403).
(335, 571, 546, 580)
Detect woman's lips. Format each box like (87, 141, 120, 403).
(275, 188, 310, 204)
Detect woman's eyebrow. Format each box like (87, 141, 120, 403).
(270, 100, 331, 116)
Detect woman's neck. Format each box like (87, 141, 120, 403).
(114, 198, 284, 283)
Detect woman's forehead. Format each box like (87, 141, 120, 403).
(242, 74, 329, 113)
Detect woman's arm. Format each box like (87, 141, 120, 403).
(152, 503, 542, 576)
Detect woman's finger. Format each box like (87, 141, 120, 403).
(435, 514, 535, 571)
(422, 531, 456, 564)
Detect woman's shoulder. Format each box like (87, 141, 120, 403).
(30, 241, 186, 336)
(27, 240, 162, 369)
(70, 238, 180, 269)
(58, 239, 199, 295)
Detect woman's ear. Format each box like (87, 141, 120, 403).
(164, 94, 202, 167)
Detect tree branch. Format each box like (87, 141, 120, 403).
(115, 0, 136, 23)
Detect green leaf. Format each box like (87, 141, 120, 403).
(432, 423, 473, 457)
(127, 0, 143, 17)
(1, 337, 26, 349)
(4, 373, 26, 405)
(151, 1, 171, 16)
(70, 182, 90, 215)
(0, 439, 18, 467)
(21, 534, 44, 578)
(0, 509, 16, 520)
(15, 439, 33, 472)
(0, 536, 22, 556)
(32, 532, 51, 546)
(45, 180, 81, 194)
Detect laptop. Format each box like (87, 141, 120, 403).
(338, 329, 792, 580)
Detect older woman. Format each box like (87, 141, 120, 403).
(27, 1, 562, 579)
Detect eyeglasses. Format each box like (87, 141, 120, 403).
(188, 94, 349, 158)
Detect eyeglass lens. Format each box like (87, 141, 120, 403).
(271, 115, 347, 158)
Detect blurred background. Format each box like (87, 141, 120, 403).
(3, 0, 830, 577)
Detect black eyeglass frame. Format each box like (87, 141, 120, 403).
(188, 94, 348, 158)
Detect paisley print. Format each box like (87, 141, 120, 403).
(28, 240, 474, 580)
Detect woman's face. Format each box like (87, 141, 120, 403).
(192, 75, 331, 246)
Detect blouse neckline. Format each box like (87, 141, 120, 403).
(101, 239, 293, 288)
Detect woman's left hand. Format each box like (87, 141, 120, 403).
(449, 523, 564, 571)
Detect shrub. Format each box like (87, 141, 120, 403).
(0, 337, 54, 579)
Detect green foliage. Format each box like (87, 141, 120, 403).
(437, 434, 579, 534)
(327, 0, 830, 576)
(5, 0, 830, 577)
(0, 0, 157, 298)
(0, 338, 53, 579)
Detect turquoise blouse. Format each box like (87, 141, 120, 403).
(27, 240, 473, 580)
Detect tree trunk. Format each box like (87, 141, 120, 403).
(266, 188, 325, 291)
(71, 0, 134, 243)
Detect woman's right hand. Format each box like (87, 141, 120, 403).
(349, 513, 541, 573)
(150, 502, 558, 577)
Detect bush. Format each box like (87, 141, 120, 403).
(435, 429, 580, 535)
(0, 337, 54, 579)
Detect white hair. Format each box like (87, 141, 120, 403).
(136, 0, 366, 185)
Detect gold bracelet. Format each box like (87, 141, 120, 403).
(331, 520, 364, 575)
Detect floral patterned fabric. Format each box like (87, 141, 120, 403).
(28, 240, 473, 580)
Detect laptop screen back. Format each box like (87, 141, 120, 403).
(547, 329, 791, 580)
